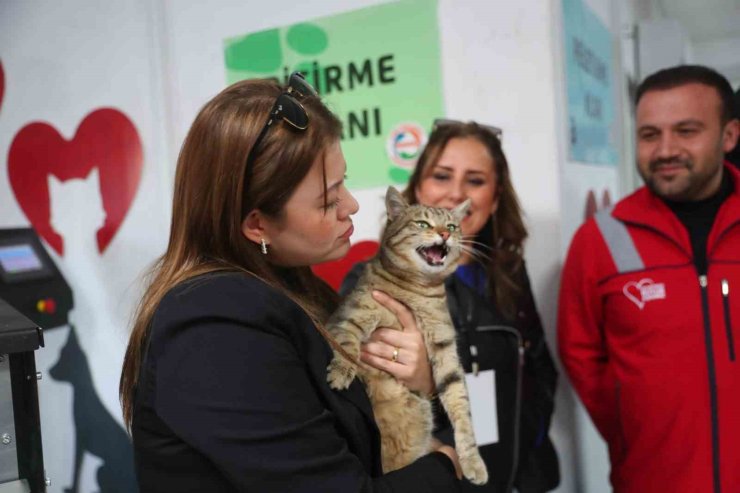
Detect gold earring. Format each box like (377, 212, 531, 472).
(260, 238, 268, 255)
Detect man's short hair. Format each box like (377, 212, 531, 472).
(636, 65, 737, 124)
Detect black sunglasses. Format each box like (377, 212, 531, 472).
(432, 118, 503, 141)
(243, 72, 318, 198)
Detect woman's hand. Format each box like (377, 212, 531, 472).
(360, 290, 436, 397)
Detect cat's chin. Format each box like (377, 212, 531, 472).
(420, 265, 453, 277)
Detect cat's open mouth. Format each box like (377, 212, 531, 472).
(416, 244, 448, 266)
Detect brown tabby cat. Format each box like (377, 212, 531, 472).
(326, 187, 488, 485)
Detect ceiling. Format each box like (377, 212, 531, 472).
(657, 0, 740, 43)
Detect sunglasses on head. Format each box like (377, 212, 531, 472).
(432, 118, 503, 141)
(243, 72, 318, 195)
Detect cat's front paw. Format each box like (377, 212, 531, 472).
(460, 450, 488, 485)
(327, 356, 356, 390)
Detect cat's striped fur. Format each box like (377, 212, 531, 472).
(326, 187, 488, 485)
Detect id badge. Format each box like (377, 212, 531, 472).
(465, 369, 499, 445)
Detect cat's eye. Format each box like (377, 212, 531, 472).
(447, 224, 458, 232)
(415, 221, 431, 229)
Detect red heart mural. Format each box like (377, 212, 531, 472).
(8, 108, 143, 255)
(313, 240, 379, 291)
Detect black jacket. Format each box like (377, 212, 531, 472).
(132, 272, 460, 492)
(341, 263, 559, 493)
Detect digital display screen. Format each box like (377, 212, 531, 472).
(0, 244, 44, 274)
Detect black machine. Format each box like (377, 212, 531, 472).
(0, 299, 45, 493)
(0, 228, 74, 493)
(0, 228, 73, 330)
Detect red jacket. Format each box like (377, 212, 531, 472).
(558, 164, 740, 493)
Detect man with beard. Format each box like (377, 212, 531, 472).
(558, 65, 740, 493)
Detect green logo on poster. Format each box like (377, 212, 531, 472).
(223, 0, 443, 189)
(224, 23, 329, 83)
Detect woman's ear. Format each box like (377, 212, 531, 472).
(241, 209, 267, 245)
(722, 118, 740, 153)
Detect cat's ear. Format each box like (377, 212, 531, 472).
(385, 187, 408, 222)
(85, 167, 100, 184)
(67, 325, 80, 345)
(48, 173, 62, 194)
(452, 198, 472, 222)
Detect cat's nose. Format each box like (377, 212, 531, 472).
(439, 230, 450, 241)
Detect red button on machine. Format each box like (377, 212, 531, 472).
(36, 298, 57, 314)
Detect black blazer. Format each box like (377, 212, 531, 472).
(132, 272, 459, 492)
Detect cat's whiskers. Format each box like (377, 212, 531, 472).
(458, 244, 492, 263)
(459, 238, 495, 252)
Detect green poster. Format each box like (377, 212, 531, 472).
(224, 0, 443, 189)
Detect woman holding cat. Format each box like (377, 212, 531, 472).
(343, 121, 559, 492)
(119, 74, 462, 492)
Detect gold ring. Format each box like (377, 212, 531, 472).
(391, 347, 399, 363)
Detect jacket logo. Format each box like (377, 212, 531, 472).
(623, 278, 666, 309)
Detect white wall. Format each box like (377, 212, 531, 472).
(637, 18, 690, 77)
(692, 36, 740, 87)
(552, 0, 633, 490)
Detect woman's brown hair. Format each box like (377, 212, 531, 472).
(403, 121, 527, 319)
(119, 78, 343, 428)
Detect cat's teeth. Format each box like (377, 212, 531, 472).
(416, 244, 449, 266)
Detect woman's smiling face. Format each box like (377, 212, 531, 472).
(415, 137, 499, 239)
